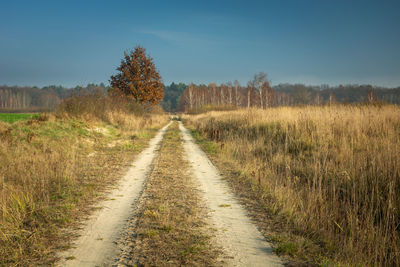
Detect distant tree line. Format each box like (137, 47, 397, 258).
(161, 82, 187, 112)
(0, 83, 108, 112)
(2, 80, 400, 113)
(273, 83, 400, 105)
(176, 74, 400, 112)
(177, 73, 277, 112)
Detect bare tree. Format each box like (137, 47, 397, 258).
(314, 91, 322, 105)
(225, 81, 233, 106)
(328, 92, 336, 105)
(234, 80, 241, 107)
(220, 84, 226, 105)
(366, 89, 379, 103)
(263, 81, 274, 107)
(249, 72, 267, 108)
(180, 83, 196, 110)
(209, 82, 218, 106)
(246, 84, 252, 108)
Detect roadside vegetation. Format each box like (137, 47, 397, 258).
(0, 94, 168, 265)
(119, 122, 221, 266)
(183, 104, 400, 266)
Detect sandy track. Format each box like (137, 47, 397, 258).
(179, 122, 283, 267)
(57, 122, 171, 267)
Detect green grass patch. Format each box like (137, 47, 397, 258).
(274, 241, 298, 257)
(142, 229, 159, 238)
(191, 129, 219, 154)
(9, 120, 90, 142)
(135, 130, 153, 139)
(118, 142, 141, 151)
(0, 113, 39, 123)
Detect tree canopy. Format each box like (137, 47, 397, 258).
(110, 46, 164, 106)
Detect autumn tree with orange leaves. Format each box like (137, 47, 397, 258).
(110, 46, 164, 106)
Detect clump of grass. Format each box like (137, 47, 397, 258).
(275, 242, 298, 257)
(184, 104, 400, 266)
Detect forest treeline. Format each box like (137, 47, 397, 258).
(178, 80, 400, 112)
(0, 83, 108, 112)
(2, 81, 400, 112)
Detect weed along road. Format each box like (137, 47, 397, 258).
(58, 120, 282, 266)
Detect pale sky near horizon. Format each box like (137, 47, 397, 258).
(0, 0, 399, 88)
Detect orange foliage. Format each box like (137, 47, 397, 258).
(110, 46, 164, 106)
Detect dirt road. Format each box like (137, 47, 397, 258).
(57, 120, 282, 266)
(57, 122, 172, 266)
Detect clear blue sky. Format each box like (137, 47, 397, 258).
(0, 0, 399, 87)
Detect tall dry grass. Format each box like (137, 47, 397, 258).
(0, 95, 169, 265)
(184, 104, 400, 266)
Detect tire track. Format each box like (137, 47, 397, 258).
(179, 121, 283, 267)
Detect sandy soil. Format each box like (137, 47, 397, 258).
(179, 121, 283, 267)
(57, 122, 171, 267)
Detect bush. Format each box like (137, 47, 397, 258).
(55, 94, 146, 121)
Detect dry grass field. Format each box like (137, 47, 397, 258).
(183, 104, 400, 266)
(0, 96, 168, 265)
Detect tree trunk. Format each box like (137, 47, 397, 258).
(235, 87, 238, 106)
(247, 89, 251, 108)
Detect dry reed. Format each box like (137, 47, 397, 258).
(184, 104, 400, 266)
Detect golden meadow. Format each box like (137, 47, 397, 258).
(184, 104, 400, 266)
